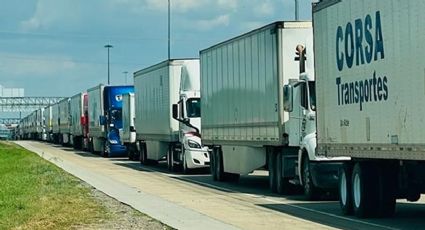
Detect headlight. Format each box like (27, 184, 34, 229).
(188, 140, 201, 149)
(109, 139, 118, 144)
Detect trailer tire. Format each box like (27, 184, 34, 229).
(215, 148, 225, 182)
(268, 151, 277, 193)
(339, 163, 353, 215)
(167, 146, 175, 172)
(377, 163, 396, 217)
(276, 152, 292, 194)
(140, 143, 148, 165)
(210, 148, 217, 181)
(352, 162, 379, 218)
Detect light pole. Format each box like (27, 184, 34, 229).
(123, 71, 128, 84)
(295, 0, 299, 20)
(168, 0, 171, 60)
(104, 44, 113, 85)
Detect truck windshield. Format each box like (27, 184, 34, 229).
(110, 109, 122, 121)
(186, 98, 201, 118)
(308, 81, 316, 111)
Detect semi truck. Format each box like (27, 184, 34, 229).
(134, 59, 210, 173)
(51, 103, 60, 143)
(43, 105, 52, 141)
(312, 0, 425, 217)
(200, 21, 345, 196)
(119, 92, 138, 160)
(58, 98, 71, 145)
(87, 84, 134, 157)
(70, 92, 89, 150)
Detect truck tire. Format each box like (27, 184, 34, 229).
(339, 163, 353, 215)
(377, 163, 396, 217)
(302, 155, 319, 200)
(167, 147, 175, 172)
(182, 150, 189, 174)
(140, 143, 148, 165)
(276, 152, 291, 194)
(268, 151, 277, 193)
(352, 162, 379, 218)
(210, 148, 217, 181)
(215, 148, 225, 181)
(102, 140, 109, 158)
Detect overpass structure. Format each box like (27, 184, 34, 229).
(0, 97, 64, 112)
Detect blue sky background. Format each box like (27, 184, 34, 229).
(0, 0, 312, 97)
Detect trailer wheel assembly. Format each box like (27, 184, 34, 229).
(339, 163, 353, 215)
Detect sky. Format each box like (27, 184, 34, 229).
(0, 0, 312, 97)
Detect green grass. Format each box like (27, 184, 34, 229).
(0, 142, 108, 230)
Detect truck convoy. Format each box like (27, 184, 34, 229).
(200, 21, 346, 197)
(70, 92, 89, 150)
(134, 59, 210, 172)
(87, 84, 134, 157)
(312, 0, 425, 218)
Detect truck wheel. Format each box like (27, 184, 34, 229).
(128, 145, 134, 160)
(268, 151, 277, 193)
(102, 141, 109, 158)
(210, 148, 217, 181)
(377, 163, 396, 217)
(276, 152, 292, 195)
(352, 162, 379, 218)
(140, 143, 148, 165)
(339, 163, 353, 215)
(167, 147, 175, 172)
(215, 148, 225, 181)
(302, 156, 318, 200)
(182, 150, 189, 174)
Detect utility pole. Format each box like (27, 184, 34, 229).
(168, 0, 171, 60)
(295, 0, 299, 21)
(104, 44, 113, 85)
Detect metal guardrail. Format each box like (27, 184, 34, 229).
(0, 97, 64, 112)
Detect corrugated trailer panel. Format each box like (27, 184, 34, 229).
(58, 98, 70, 133)
(134, 59, 197, 142)
(88, 85, 104, 137)
(44, 106, 52, 133)
(51, 103, 60, 134)
(70, 93, 84, 136)
(201, 22, 313, 146)
(314, 0, 425, 159)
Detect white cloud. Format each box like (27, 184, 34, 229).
(0, 53, 76, 76)
(20, 0, 81, 31)
(217, 0, 238, 10)
(196, 14, 230, 30)
(255, 1, 275, 17)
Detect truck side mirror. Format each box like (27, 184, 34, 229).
(99, 115, 106, 126)
(172, 104, 178, 120)
(283, 85, 293, 112)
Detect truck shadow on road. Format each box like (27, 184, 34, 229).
(259, 201, 425, 230)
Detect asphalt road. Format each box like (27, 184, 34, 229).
(17, 141, 425, 230)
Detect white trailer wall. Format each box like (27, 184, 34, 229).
(87, 84, 105, 138)
(200, 21, 313, 146)
(134, 59, 198, 142)
(314, 0, 425, 159)
(70, 93, 84, 136)
(58, 98, 71, 134)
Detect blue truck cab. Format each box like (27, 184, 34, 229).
(100, 85, 134, 157)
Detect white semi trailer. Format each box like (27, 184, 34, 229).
(200, 21, 345, 196)
(58, 98, 71, 145)
(134, 59, 210, 172)
(43, 105, 52, 141)
(313, 0, 425, 218)
(51, 103, 60, 143)
(70, 92, 89, 150)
